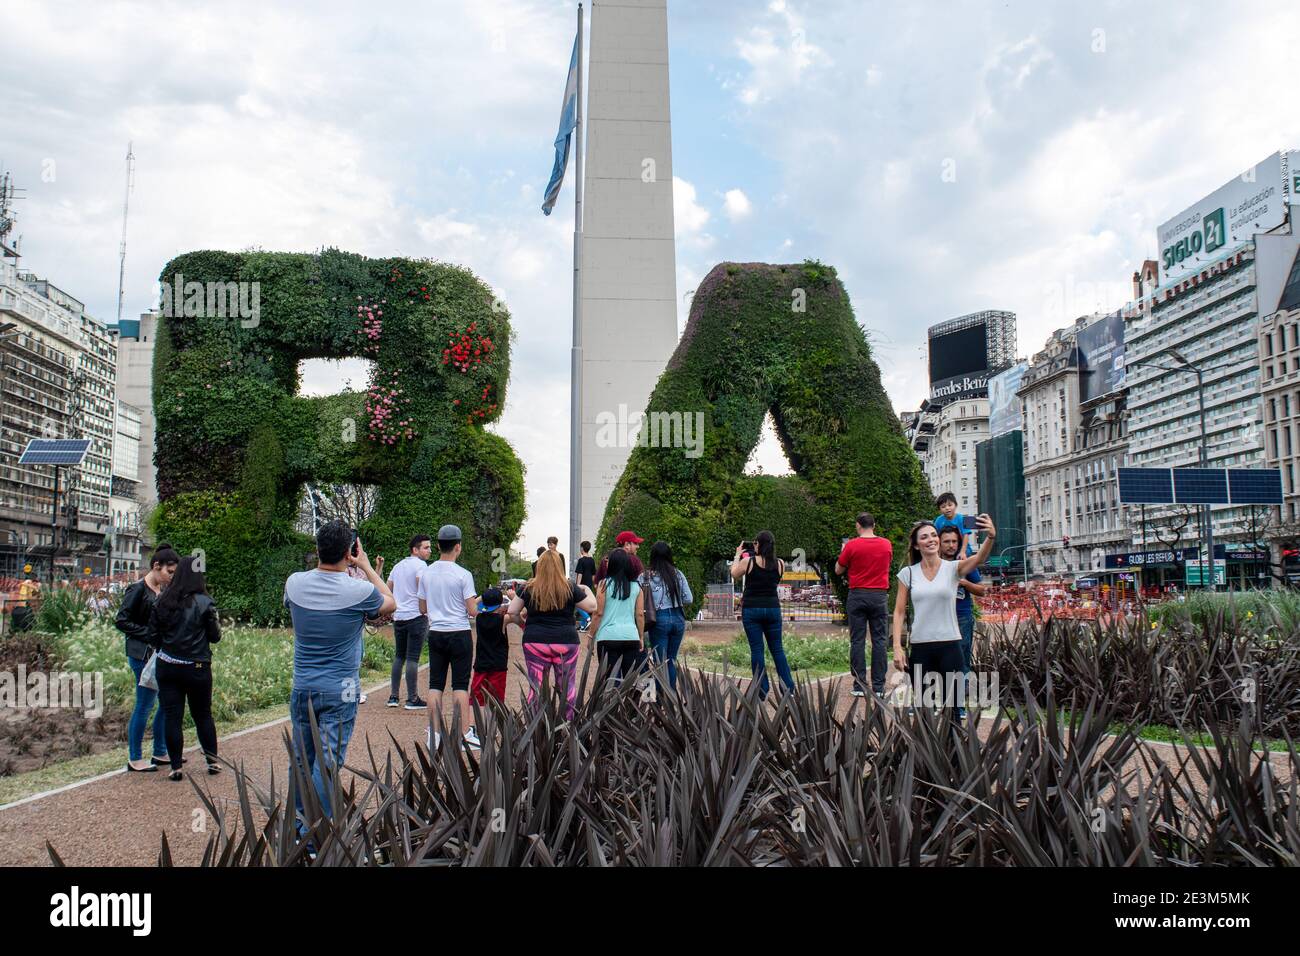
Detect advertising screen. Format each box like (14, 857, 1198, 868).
(1157, 152, 1287, 284)
(987, 362, 1027, 437)
(928, 320, 989, 405)
(1076, 312, 1125, 404)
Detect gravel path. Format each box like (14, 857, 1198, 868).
(1, 623, 1292, 866)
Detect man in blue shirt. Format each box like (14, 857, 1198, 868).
(284, 521, 395, 827)
(940, 527, 986, 721)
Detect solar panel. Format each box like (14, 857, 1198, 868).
(1228, 468, 1283, 504)
(1173, 468, 1229, 504)
(1118, 468, 1174, 504)
(18, 438, 92, 466)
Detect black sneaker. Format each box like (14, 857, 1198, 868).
(386, 695, 400, 708)
(404, 696, 427, 710)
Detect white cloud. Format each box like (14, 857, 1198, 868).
(673, 176, 713, 250)
(732, 0, 830, 106)
(723, 188, 753, 221)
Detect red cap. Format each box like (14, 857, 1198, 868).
(616, 531, 644, 545)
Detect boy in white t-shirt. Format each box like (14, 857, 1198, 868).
(418, 525, 480, 750)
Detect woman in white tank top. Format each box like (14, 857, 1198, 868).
(890, 514, 996, 717)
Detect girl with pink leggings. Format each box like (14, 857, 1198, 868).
(506, 550, 597, 720)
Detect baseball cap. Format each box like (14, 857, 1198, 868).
(480, 586, 503, 611)
(437, 524, 462, 542)
(615, 531, 644, 545)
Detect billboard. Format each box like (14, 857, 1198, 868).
(1075, 312, 1125, 404)
(1157, 152, 1289, 284)
(987, 362, 1028, 437)
(928, 318, 989, 406)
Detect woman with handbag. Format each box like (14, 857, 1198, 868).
(731, 531, 795, 700)
(645, 541, 692, 692)
(115, 542, 180, 772)
(587, 548, 645, 687)
(148, 556, 223, 781)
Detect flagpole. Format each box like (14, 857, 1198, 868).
(569, 1, 585, 574)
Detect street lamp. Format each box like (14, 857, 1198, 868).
(1129, 348, 1215, 590)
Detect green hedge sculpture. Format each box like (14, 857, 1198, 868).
(596, 261, 933, 613)
(151, 249, 525, 623)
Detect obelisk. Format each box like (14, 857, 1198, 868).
(578, 0, 678, 544)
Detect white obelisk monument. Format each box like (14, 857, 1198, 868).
(574, 0, 678, 550)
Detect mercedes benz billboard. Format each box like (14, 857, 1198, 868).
(928, 314, 990, 406)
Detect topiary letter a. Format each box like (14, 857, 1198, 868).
(596, 261, 933, 610)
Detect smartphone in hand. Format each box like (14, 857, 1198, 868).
(961, 515, 978, 531)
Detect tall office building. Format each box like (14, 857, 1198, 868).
(110, 400, 145, 575)
(578, 0, 679, 545)
(0, 253, 113, 576)
(114, 310, 158, 513)
(1126, 151, 1299, 562)
(908, 310, 1017, 511)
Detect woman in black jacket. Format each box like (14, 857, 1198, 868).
(148, 556, 222, 780)
(114, 543, 179, 772)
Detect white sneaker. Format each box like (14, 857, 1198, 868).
(426, 728, 441, 750)
(463, 728, 482, 750)
(358, 693, 367, 704)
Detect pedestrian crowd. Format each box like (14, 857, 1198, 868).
(111, 487, 995, 837)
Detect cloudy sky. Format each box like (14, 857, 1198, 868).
(3, 0, 1298, 550)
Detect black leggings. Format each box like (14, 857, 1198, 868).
(156, 659, 218, 770)
(597, 640, 642, 686)
(907, 640, 965, 710)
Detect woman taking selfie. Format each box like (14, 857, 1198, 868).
(115, 542, 180, 772)
(890, 514, 996, 719)
(730, 531, 795, 699)
(148, 556, 223, 780)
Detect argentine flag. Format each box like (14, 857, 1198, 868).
(541, 32, 579, 216)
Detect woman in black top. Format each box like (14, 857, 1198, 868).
(115, 542, 180, 772)
(148, 556, 222, 780)
(506, 551, 596, 719)
(730, 530, 795, 699)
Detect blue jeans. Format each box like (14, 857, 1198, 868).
(958, 615, 975, 674)
(650, 606, 686, 691)
(127, 653, 167, 762)
(741, 606, 795, 698)
(290, 688, 358, 824)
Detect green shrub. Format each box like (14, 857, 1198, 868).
(150, 249, 525, 622)
(34, 586, 94, 636)
(597, 261, 933, 611)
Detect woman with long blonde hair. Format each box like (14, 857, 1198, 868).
(506, 549, 596, 718)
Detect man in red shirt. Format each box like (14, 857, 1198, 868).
(594, 530, 645, 583)
(835, 512, 893, 698)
